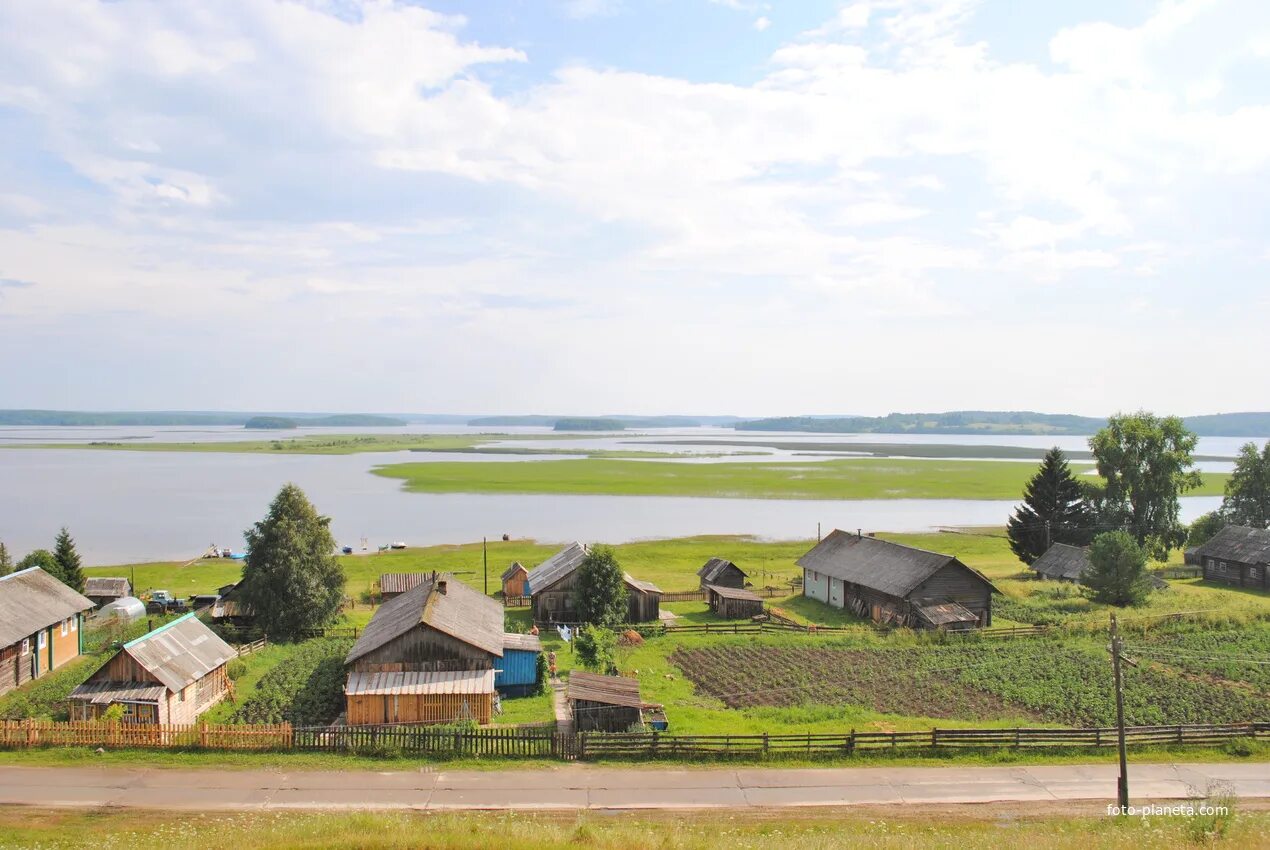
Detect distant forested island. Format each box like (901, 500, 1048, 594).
(552, 417, 626, 431)
(468, 415, 729, 428)
(736, 411, 1270, 436)
(0, 410, 406, 427)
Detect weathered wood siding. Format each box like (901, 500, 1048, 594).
(346, 692, 493, 726)
(698, 564, 746, 589)
(626, 589, 660, 624)
(910, 563, 993, 627)
(571, 700, 641, 733)
(349, 624, 497, 672)
(1203, 556, 1270, 590)
(94, 650, 163, 685)
(533, 573, 660, 623)
(502, 572, 527, 597)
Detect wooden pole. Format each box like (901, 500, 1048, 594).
(1110, 612, 1130, 814)
(483, 537, 488, 595)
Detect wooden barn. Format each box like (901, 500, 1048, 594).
(0, 567, 94, 697)
(526, 542, 663, 624)
(798, 530, 998, 630)
(378, 573, 430, 600)
(84, 577, 131, 609)
(567, 671, 656, 733)
(697, 558, 747, 589)
(210, 581, 253, 625)
(68, 613, 235, 724)
(344, 573, 537, 725)
(705, 584, 764, 619)
(1192, 526, 1270, 590)
(1029, 543, 1089, 582)
(500, 562, 528, 598)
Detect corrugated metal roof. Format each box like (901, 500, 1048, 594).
(525, 542, 589, 593)
(84, 577, 130, 598)
(501, 632, 542, 652)
(1193, 525, 1270, 566)
(796, 530, 998, 599)
(915, 600, 979, 626)
(0, 567, 95, 647)
(345, 669, 494, 696)
(346, 574, 505, 665)
(379, 573, 430, 595)
(567, 671, 643, 708)
(697, 558, 745, 582)
(1030, 543, 1089, 581)
(68, 680, 167, 704)
(121, 613, 236, 693)
(705, 584, 763, 602)
(500, 562, 528, 582)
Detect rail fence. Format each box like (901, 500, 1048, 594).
(2, 719, 1265, 760)
(504, 586, 789, 608)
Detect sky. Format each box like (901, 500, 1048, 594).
(0, 0, 1267, 417)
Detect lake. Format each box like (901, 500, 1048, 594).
(1, 424, 1247, 564)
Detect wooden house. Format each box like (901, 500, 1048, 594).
(797, 530, 997, 630)
(1192, 526, 1270, 590)
(343, 574, 538, 725)
(84, 577, 131, 609)
(378, 573, 429, 600)
(697, 558, 746, 589)
(1029, 543, 1088, 582)
(210, 581, 253, 625)
(567, 671, 657, 732)
(500, 562, 528, 598)
(705, 584, 764, 619)
(526, 542, 663, 624)
(0, 567, 94, 697)
(68, 613, 235, 724)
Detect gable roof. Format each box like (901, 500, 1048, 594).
(705, 583, 763, 602)
(346, 574, 505, 665)
(379, 573, 430, 595)
(500, 562, 528, 582)
(1193, 525, 1270, 565)
(567, 671, 643, 708)
(796, 530, 997, 599)
(525, 542, 589, 593)
(697, 558, 745, 582)
(117, 613, 236, 693)
(0, 567, 94, 647)
(624, 575, 662, 595)
(1030, 543, 1089, 581)
(85, 577, 131, 598)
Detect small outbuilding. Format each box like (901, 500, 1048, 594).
(1192, 525, 1270, 590)
(1029, 543, 1089, 582)
(344, 669, 495, 725)
(526, 543, 663, 624)
(68, 613, 235, 724)
(210, 582, 253, 625)
(84, 577, 132, 609)
(378, 573, 430, 600)
(705, 584, 764, 620)
(697, 558, 747, 589)
(567, 671, 657, 733)
(495, 632, 543, 696)
(500, 562, 529, 598)
(913, 600, 981, 632)
(97, 596, 147, 623)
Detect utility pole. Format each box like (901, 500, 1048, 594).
(817, 522, 821, 542)
(1110, 612, 1129, 814)
(1044, 519, 1051, 551)
(483, 536, 488, 595)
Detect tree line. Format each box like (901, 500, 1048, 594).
(0, 527, 86, 594)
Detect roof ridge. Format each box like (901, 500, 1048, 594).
(123, 611, 196, 648)
(0, 566, 40, 582)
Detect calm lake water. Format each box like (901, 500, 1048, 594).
(0, 426, 1252, 565)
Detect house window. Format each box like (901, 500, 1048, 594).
(179, 687, 187, 702)
(20, 639, 29, 656)
(61, 619, 69, 637)
(1250, 567, 1261, 581)
(71, 616, 77, 632)
(37, 631, 46, 650)
(1213, 562, 1227, 575)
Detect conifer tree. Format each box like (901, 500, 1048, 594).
(0, 541, 11, 577)
(1007, 447, 1095, 564)
(1081, 531, 1153, 607)
(53, 527, 86, 593)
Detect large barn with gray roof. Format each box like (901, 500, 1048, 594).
(1192, 525, 1270, 590)
(797, 530, 997, 630)
(525, 542, 662, 624)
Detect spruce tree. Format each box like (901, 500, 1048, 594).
(1081, 531, 1152, 607)
(1007, 447, 1095, 564)
(0, 541, 11, 577)
(53, 527, 86, 593)
(240, 483, 346, 641)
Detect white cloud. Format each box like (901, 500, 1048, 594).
(753, 16, 771, 32)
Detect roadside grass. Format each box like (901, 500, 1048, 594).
(372, 456, 1228, 501)
(2, 805, 1268, 850)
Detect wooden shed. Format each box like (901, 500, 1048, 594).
(1192, 526, 1270, 590)
(84, 577, 131, 609)
(344, 573, 533, 725)
(798, 530, 998, 629)
(697, 558, 747, 589)
(378, 573, 430, 600)
(0, 567, 94, 697)
(500, 562, 528, 598)
(496, 632, 543, 696)
(526, 543, 662, 624)
(567, 671, 654, 733)
(68, 613, 235, 724)
(705, 584, 764, 620)
(1029, 543, 1089, 582)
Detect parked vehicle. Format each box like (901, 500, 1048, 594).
(342, 546, 354, 555)
(390, 541, 407, 549)
(146, 590, 189, 614)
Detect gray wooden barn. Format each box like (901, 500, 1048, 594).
(1191, 526, 1270, 590)
(696, 558, 747, 589)
(525, 543, 662, 624)
(567, 671, 655, 732)
(705, 584, 764, 619)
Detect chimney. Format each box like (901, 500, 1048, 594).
(857, 528, 862, 539)
(437, 580, 448, 595)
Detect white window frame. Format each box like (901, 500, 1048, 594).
(71, 616, 77, 632)
(20, 638, 29, 656)
(1214, 561, 1227, 575)
(60, 619, 69, 637)
(37, 631, 47, 650)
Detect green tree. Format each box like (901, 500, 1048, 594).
(1006, 447, 1096, 564)
(1186, 511, 1227, 548)
(0, 541, 11, 577)
(16, 549, 63, 582)
(240, 483, 346, 641)
(53, 527, 86, 594)
(573, 626, 618, 675)
(1080, 531, 1153, 607)
(571, 545, 628, 627)
(1088, 412, 1202, 561)
(1221, 441, 1270, 529)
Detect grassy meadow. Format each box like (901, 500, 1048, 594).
(372, 456, 1229, 500)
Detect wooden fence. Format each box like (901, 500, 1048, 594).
(236, 637, 268, 657)
(2, 719, 1265, 760)
(505, 587, 789, 608)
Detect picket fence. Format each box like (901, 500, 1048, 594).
(2, 719, 1265, 761)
